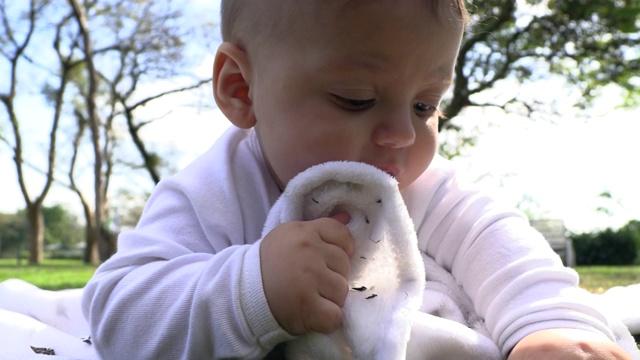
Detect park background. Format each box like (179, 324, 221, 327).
(0, 0, 639, 298)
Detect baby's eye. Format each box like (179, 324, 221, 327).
(332, 95, 376, 111)
(414, 102, 437, 118)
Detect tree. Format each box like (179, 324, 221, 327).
(0, 211, 26, 258)
(618, 220, 640, 263)
(0, 206, 82, 259)
(109, 188, 147, 230)
(69, 0, 110, 262)
(440, 0, 640, 154)
(0, 0, 67, 264)
(64, 0, 211, 261)
(1, 0, 212, 263)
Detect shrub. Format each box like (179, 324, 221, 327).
(572, 222, 639, 265)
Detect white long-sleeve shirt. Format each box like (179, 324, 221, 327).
(82, 126, 615, 359)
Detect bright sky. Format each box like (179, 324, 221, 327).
(1, 0, 638, 235)
(449, 107, 640, 233)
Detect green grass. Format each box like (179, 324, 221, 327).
(0, 260, 638, 293)
(0, 258, 98, 290)
(0, 260, 637, 292)
(574, 266, 640, 350)
(575, 266, 640, 294)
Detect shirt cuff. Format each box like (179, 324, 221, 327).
(240, 239, 296, 351)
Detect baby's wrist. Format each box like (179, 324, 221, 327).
(508, 328, 631, 360)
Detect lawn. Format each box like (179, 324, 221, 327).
(2, 259, 638, 293)
(0, 258, 98, 290)
(576, 266, 640, 294)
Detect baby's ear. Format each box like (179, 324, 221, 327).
(213, 42, 255, 129)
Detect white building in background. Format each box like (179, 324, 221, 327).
(530, 219, 576, 267)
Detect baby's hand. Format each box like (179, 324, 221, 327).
(508, 329, 632, 360)
(260, 213, 354, 336)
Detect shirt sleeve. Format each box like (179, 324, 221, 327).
(82, 129, 294, 359)
(404, 156, 617, 357)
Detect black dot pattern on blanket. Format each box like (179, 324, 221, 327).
(31, 346, 56, 355)
(279, 163, 427, 360)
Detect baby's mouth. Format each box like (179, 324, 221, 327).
(375, 165, 399, 178)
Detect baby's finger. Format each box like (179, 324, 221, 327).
(307, 296, 343, 334)
(323, 242, 351, 278)
(314, 217, 355, 258)
(317, 269, 350, 308)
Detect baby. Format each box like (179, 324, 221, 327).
(82, 1, 634, 359)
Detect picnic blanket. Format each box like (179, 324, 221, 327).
(0, 280, 96, 359)
(0, 161, 638, 359)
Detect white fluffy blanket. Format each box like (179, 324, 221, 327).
(262, 161, 428, 359)
(0, 161, 638, 359)
(0, 279, 96, 360)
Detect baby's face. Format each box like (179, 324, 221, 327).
(250, 1, 463, 190)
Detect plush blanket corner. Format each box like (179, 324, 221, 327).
(262, 161, 427, 359)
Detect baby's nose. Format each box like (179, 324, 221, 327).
(372, 111, 416, 148)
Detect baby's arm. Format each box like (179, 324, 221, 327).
(82, 178, 290, 359)
(404, 160, 634, 359)
(260, 213, 354, 336)
(509, 328, 631, 360)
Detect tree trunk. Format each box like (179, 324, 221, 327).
(26, 203, 44, 264)
(69, 0, 109, 261)
(82, 204, 100, 265)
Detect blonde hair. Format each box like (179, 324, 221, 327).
(220, 0, 470, 49)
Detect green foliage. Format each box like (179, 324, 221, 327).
(443, 0, 640, 131)
(551, 0, 640, 33)
(41, 204, 83, 247)
(540, 0, 640, 107)
(0, 211, 26, 257)
(572, 220, 640, 265)
(0, 206, 83, 258)
(619, 220, 640, 261)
